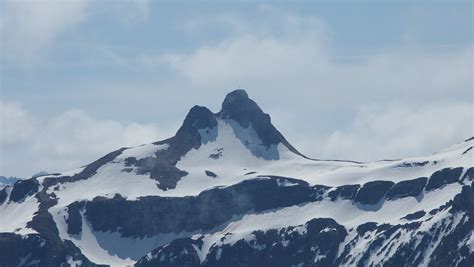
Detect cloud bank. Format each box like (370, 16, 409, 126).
(1, 0, 89, 66)
(305, 103, 473, 161)
(0, 101, 172, 177)
(0, 0, 150, 67)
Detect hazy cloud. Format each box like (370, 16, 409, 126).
(307, 102, 474, 161)
(0, 0, 151, 67)
(1, 0, 90, 66)
(155, 10, 471, 105)
(0, 102, 35, 146)
(0, 101, 173, 177)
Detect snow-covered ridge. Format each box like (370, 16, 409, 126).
(116, 143, 169, 161)
(31, 122, 472, 204)
(0, 89, 472, 266)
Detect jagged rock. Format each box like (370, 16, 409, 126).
(402, 210, 426, 221)
(425, 167, 463, 191)
(81, 177, 324, 238)
(135, 238, 203, 267)
(356, 222, 378, 235)
(9, 178, 39, 202)
(386, 177, 427, 200)
(355, 180, 395, 205)
(0, 233, 98, 267)
(136, 218, 347, 267)
(66, 202, 84, 236)
(328, 184, 360, 201)
(205, 170, 218, 178)
(218, 90, 302, 156)
(450, 182, 474, 214)
(462, 167, 474, 181)
(0, 187, 8, 204)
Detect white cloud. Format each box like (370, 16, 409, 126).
(1, 0, 90, 66)
(145, 8, 471, 117)
(159, 9, 330, 87)
(0, 0, 151, 67)
(306, 102, 474, 161)
(0, 101, 173, 177)
(0, 102, 35, 145)
(163, 34, 329, 85)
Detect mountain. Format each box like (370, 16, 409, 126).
(0, 172, 49, 190)
(0, 90, 473, 267)
(0, 176, 19, 190)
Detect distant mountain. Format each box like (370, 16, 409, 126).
(0, 90, 472, 266)
(0, 176, 20, 189)
(0, 171, 49, 189)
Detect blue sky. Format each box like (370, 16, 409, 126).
(1, 0, 473, 177)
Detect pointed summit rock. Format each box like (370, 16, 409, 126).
(175, 105, 217, 144)
(218, 89, 303, 156)
(219, 89, 260, 120)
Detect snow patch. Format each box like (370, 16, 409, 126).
(276, 178, 299, 187)
(0, 196, 38, 234)
(117, 143, 169, 160)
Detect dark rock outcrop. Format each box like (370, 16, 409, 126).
(355, 180, 395, 205)
(9, 178, 39, 202)
(0, 187, 8, 204)
(386, 177, 427, 200)
(126, 106, 218, 190)
(461, 167, 474, 182)
(397, 161, 429, 167)
(218, 90, 302, 156)
(66, 202, 84, 236)
(450, 182, 474, 214)
(402, 210, 426, 221)
(0, 233, 98, 267)
(328, 184, 360, 201)
(136, 218, 348, 267)
(137, 182, 474, 267)
(205, 170, 218, 178)
(356, 222, 378, 235)
(78, 177, 326, 238)
(425, 167, 463, 191)
(135, 238, 203, 267)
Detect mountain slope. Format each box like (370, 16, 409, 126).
(0, 90, 472, 266)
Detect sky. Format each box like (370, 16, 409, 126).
(0, 0, 473, 177)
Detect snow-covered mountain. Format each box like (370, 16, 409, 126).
(0, 90, 472, 266)
(0, 176, 19, 190)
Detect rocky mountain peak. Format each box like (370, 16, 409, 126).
(219, 89, 265, 125)
(219, 89, 303, 155)
(179, 105, 217, 132)
(169, 89, 303, 159)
